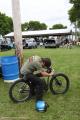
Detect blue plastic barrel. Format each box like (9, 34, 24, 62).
(0, 57, 2, 77)
(0, 57, 1, 65)
(1, 56, 19, 82)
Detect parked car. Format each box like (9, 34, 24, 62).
(0, 41, 12, 51)
(44, 39, 59, 48)
(23, 38, 37, 49)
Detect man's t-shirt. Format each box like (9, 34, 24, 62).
(20, 56, 44, 75)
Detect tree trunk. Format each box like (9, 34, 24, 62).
(12, 0, 24, 69)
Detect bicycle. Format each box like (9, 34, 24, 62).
(9, 69, 70, 103)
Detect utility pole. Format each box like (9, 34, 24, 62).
(12, 0, 23, 68)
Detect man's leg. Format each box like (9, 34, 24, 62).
(23, 74, 35, 96)
(26, 74, 44, 101)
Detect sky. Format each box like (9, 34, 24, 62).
(0, 0, 72, 29)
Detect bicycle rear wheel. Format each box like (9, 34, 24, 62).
(9, 79, 30, 103)
(50, 73, 70, 94)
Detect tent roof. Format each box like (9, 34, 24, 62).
(4, 29, 73, 38)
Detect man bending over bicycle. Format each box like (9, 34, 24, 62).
(20, 55, 54, 111)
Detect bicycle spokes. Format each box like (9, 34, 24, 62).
(12, 82, 30, 101)
(50, 73, 69, 94)
(55, 78, 62, 86)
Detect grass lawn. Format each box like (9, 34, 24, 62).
(0, 46, 80, 120)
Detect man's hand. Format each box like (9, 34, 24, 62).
(47, 68, 52, 73)
(49, 71, 54, 76)
(41, 70, 54, 77)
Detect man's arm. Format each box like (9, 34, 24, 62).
(40, 71, 54, 77)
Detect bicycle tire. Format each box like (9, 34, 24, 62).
(50, 73, 70, 94)
(9, 79, 31, 103)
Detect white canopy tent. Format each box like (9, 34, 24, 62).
(4, 29, 73, 38)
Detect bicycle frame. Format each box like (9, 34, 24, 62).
(46, 77, 50, 89)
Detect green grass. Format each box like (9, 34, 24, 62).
(0, 47, 80, 120)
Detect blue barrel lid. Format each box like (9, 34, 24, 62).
(1, 56, 18, 64)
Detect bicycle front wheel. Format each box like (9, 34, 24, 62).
(50, 73, 70, 94)
(9, 79, 30, 103)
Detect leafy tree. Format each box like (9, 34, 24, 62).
(40, 23, 47, 30)
(28, 21, 40, 30)
(51, 24, 67, 29)
(21, 22, 29, 31)
(0, 12, 13, 35)
(27, 21, 47, 30)
(68, 7, 77, 22)
(70, 0, 80, 4)
(77, 20, 80, 28)
(68, 0, 80, 28)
